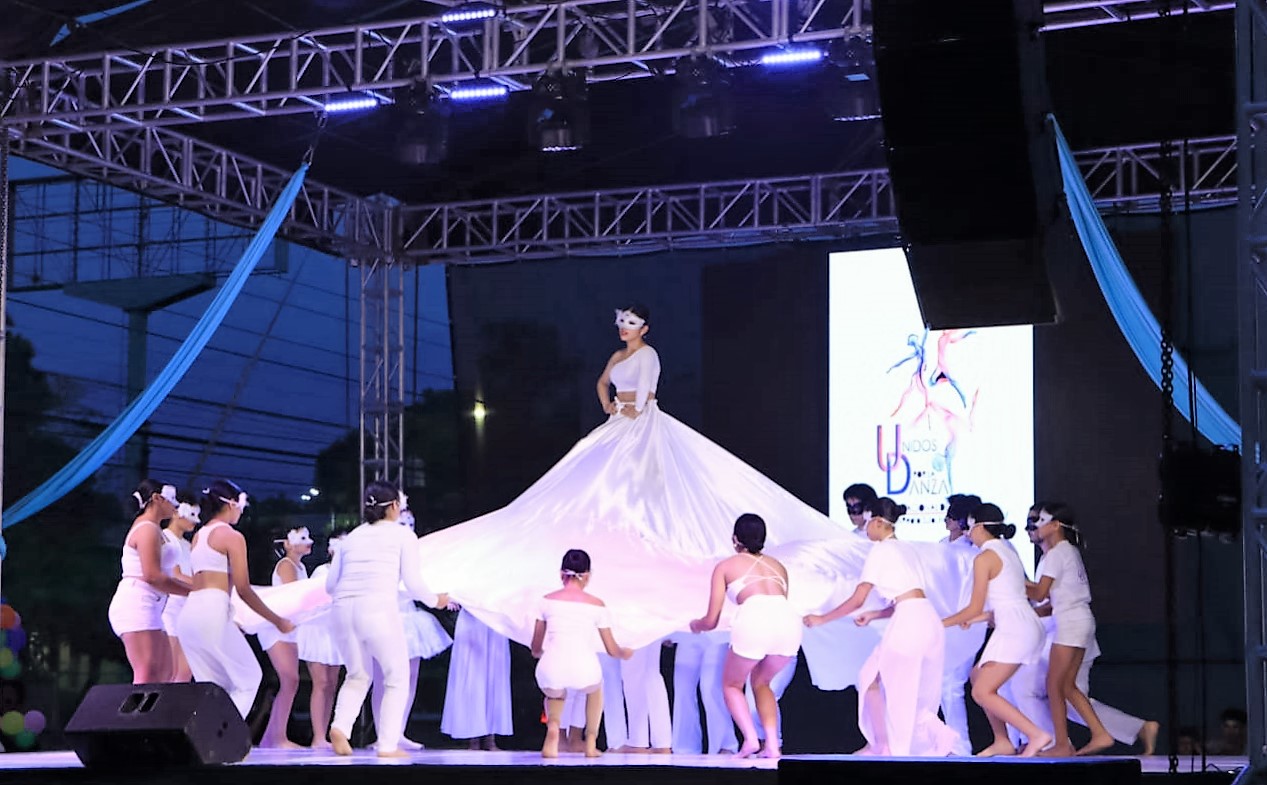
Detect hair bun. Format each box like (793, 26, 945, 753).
(895, 503, 908, 518)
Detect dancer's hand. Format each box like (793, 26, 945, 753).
(854, 611, 878, 627)
(275, 618, 296, 634)
(602, 400, 617, 415)
(688, 618, 707, 633)
(620, 405, 640, 420)
(618, 646, 634, 660)
(531, 647, 543, 658)
(803, 614, 825, 628)
(433, 593, 452, 610)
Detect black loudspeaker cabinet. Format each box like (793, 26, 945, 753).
(872, 0, 1061, 328)
(65, 682, 251, 767)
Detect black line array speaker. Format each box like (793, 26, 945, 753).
(873, 0, 1062, 329)
(64, 682, 251, 767)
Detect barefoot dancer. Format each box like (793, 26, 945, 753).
(531, 549, 634, 758)
(690, 514, 802, 760)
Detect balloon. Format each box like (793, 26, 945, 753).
(0, 606, 15, 631)
(0, 649, 12, 668)
(0, 662, 21, 681)
(13, 730, 35, 749)
(7, 628, 25, 653)
(22, 710, 44, 735)
(0, 711, 22, 736)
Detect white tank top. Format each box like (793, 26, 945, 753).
(981, 539, 1030, 610)
(160, 528, 191, 578)
(120, 520, 163, 579)
(190, 521, 231, 575)
(271, 557, 308, 586)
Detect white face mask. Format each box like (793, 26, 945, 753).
(399, 510, 416, 531)
(134, 484, 179, 511)
(176, 503, 201, 523)
(287, 527, 313, 546)
(221, 491, 249, 511)
(614, 309, 645, 330)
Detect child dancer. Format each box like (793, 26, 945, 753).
(326, 482, 449, 758)
(160, 490, 199, 683)
(176, 479, 292, 717)
(942, 503, 1049, 756)
(257, 526, 313, 749)
(531, 549, 634, 758)
(805, 498, 957, 757)
(299, 530, 347, 749)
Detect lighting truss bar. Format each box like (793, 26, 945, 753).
(6, 124, 388, 254)
(396, 135, 1238, 264)
(0, 1, 1231, 130)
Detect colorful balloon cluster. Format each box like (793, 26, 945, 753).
(0, 602, 42, 751)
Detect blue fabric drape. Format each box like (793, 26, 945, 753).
(1053, 119, 1240, 449)
(0, 164, 311, 555)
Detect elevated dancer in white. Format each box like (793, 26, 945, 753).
(942, 503, 1049, 757)
(326, 481, 449, 758)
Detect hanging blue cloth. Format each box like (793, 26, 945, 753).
(1053, 119, 1240, 449)
(0, 164, 311, 557)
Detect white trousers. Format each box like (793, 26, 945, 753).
(600, 654, 628, 748)
(441, 611, 513, 739)
(941, 625, 986, 755)
(1010, 648, 1146, 745)
(176, 589, 261, 718)
(622, 642, 672, 748)
(746, 654, 797, 743)
(330, 598, 410, 753)
(672, 634, 736, 753)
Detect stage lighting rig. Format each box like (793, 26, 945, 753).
(822, 35, 880, 122)
(394, 81, 450, 165)
(530, 70, 590, 153)
(672, 56, 735, 139)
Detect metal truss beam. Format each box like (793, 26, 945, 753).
(398, 134, 1238, 264)
(1237, 0, 1267, 774)
(5, 123, 388, 255)
(358, 254, 406, 506)
(0, 1, 1232, 130)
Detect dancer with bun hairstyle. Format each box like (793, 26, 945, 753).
(257, 525, 313, 749)
(159, 490, 200, 683)
(804, 498, 957, 757)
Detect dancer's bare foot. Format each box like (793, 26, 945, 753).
(976, 741, 1019, 758)
(1020, 733, 1053, 758)
(399, 737, 425, 752)
(1076, 735, 1114, 756)
(330, 729, 353, 757)
(734, 741, 761, 759)
(568, 732, 588, 753)
(1138, 722, 1160, 756)
(309, 740, 333, 752)
(1038, 740, 1076, 758)
(468, 738, 482, 751)
(585, 738, 602, 758)
(612, 745, 648, 753)
(483, 736, 502, 752)
(259, 738, 305, 750)
(650, 747, 673, 754)
(542, 727, 561, 759)
(377, 748, 409, 759)
(758, 744, 782, 759)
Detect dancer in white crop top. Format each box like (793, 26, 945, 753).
(107, 480, 191, 684)
(327, 481, 449, 758)
(941, 503, 1049, 757)
(175, 479, 292, 718)
(690, 514, 801, 760)
(257, 525, 312, 749)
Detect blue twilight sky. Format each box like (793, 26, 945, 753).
(7, 156, 454, 504)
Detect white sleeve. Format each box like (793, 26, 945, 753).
(859, 543, 887, 589)
(399, 529, 439, 607)
(324, 550, 343, 595)
(635, 348, 660, 412)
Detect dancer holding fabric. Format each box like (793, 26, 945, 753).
(257, 526, 313, 749)
(299, 530, 347, 750)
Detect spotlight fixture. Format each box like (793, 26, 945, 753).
(822, 36, 880, 122)
(394, 82, 450, 165)
(530, 70, 589, 153)
(441, 2, 500, 26)
(672, 56, 734, 139)
(760, 48, 824, 67)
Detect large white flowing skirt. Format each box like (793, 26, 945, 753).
(416, 402, 976, 690)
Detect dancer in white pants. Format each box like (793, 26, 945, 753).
(441, 609, 513, 750)
(327, 481, 448, 758)
(600, 654, 629, 750)
(692, 514, 802, 759)
(257, 526, 312, 749)
(671, 631, 737, 754)
(531, 549, 634, 758)
(108, 480, 190, 684)
(619, 641, 673, 752)
(939, 494, 985, 755)
(160, 491, 199, 683)
(1027, 502, 1112, 756)
(805, 499, 957, 757)
(176, 479, 292, 718)
(942, 504, 1048, 757)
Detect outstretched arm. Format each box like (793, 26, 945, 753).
(135, 525, 190, 596)
(943, 552, 994, 627)
(530, 619, 547, 658)
(804, 582, 873, 627)
(599, 627, 634, 659)
(221, 529, 292, 633)
(1026, 575, 1055, 603)
(400, 530, 446, 608)
(689, 563, 728, 633)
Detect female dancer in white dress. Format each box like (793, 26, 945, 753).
(941, 503, 1048, 757)
(417, 306, 888, 691)
(939, 493, 986, 756)
(299, 530, 347, 749)
(160, 490, 199, 683)
(442, 608, 513, 750)
(257, 526, 312, 749)
(326, 481, 449, 758)
(690, 514, 802, 759)
(370, 509, 453, 751)
(804, 498, 957, 757)
(531, 549, 634, 758)
(108, 480, 190, 683)
(176, 479, 293, 717)
(1027, 503, 1113, 756)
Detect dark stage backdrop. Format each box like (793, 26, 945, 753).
(445, 207, 1241, 752)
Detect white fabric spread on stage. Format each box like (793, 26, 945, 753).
(416, 402, 977, 690)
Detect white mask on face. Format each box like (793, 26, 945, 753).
(399, 509, 416, 531)
(176, 503, 201, 523)
(614, 309, 645, 330)
(287, 527, 313, 546)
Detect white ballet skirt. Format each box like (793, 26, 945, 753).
(399, 594, 454, 659)
(416, 400, 977, 690)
